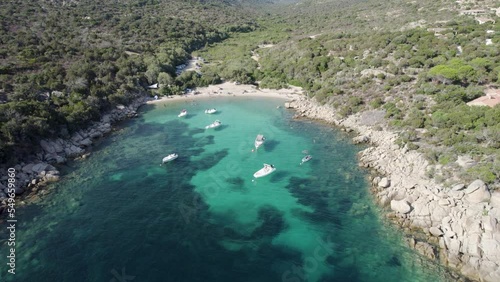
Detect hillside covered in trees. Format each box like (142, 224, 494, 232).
(193, 0, 500, 187)
(0, 0, 258, 162)
(1, 0, 499, 187)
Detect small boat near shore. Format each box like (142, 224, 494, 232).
(254, 134, 265, 150)
(205, 108, 217, 114)
(253, 164, 276, 178)
(300, 155, 312, 165)
(205, 120, 221, 129)
(162, 153, 178, 164)
(178, 109, 187, 117)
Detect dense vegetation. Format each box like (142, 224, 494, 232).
(252, 18, 500, 186)
(0, 0, 257, 162)
(1, 0, 499, 187)
(192, 0, 500, 187)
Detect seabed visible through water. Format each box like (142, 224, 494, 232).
(0, 97, 451, 282)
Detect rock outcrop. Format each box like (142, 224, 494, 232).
(429, 226, 444, 237)
(0, 96, 147, 199)
(40, 98, 144, 164)
(464, 180, 491, 204)
(378, 177, 390, 188)
(1, 162, 59, 196)
(286, 97, 500, 282)
(352, 135, 370, 144)
(391, 199, 412, 214)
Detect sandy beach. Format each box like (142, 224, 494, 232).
(146, 82, 304, 104)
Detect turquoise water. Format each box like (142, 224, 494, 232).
(0, 97, 450, 281)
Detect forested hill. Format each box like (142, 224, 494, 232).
(194, 0, 499, 186)
(1, 0, 499, 186)
(278, 0, 457, 33)
(0, 0, 257, 163)
(275, 0, 500, 187)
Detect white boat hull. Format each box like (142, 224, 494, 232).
(253, 165, 276, 178)
(300, 155, 312, 164)
(162, 154, 178, 163)
(205, 109, 217, 114)
(205, 124, 221, 129)
(178, 112, 187, 117)
(205, 121, 221, 129)
(255, 141, 264, 149)
(254, 135, 265, 149)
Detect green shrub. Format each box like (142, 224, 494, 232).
(369, 97, 384, 109)
(384, 102, 402, 119)
(467, 165, 497, 184)
(407, 142, 419, 150)
(438, 154, 453, 165)
(405, 109, 426, 128)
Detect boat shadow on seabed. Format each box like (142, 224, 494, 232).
(263, 140, 280, 152)
(213, 124, 229, 131)
(269, 170, 288, 182)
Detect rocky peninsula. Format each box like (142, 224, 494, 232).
(286, 96, 500, 282)
(0, 97, 146, 208)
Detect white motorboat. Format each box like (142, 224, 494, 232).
(205, 120, 221, 129)
(205, 108, 217, 114)
(178, 109, 187, 117)
(300, 155, 312, 165)
(253, 164, 276, 178)
(162, 153, 178, 164)
(254, 134, 265, 150)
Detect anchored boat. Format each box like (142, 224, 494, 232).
(178, 109, 187, 117)
(162, 153, 178, 164)
(205, 108, 217, 114)
(253, 164, 276, 178)
(254, 134, 265, 150)
(205, 120, 221, 129)
(300, 155, 312, 165)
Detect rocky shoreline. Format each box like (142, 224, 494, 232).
(1, 90, 498, 281)
(285, 97, 500, 282)
(0, 96, 147, 211)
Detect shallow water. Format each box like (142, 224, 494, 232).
(0, 97, 450, 281)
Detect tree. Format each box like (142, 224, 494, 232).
(428, 65, 458, 84)
(158, 72, 174, 86)
(145, 62, 161, 84)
